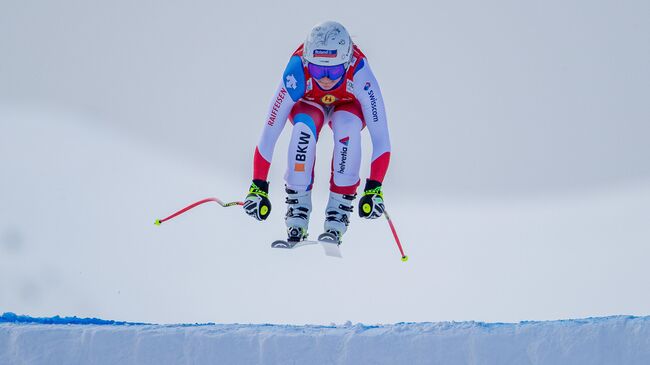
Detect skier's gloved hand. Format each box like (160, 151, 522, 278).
(243, 179, 272, 221)
(358, 179, 385, 219)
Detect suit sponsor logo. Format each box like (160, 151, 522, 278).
(367, 86, 379, 123)
(267, 87, 287, 126)
(338, 137, 349, 173)
(322, 94, 336, 105)
(294, 131, 311, 170)
(346, 80, 354, 93)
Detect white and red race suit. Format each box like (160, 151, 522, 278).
(252, 44, 391, 195)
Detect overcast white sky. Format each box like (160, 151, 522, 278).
(1, 0, 649, 324)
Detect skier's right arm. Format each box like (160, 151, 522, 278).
(245, 55, 306, 221)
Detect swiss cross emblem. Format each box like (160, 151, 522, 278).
(285, 74, 298, 90)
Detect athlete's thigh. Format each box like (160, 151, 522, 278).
(329, 105, 363, 191)
(285, 100, 326, 191)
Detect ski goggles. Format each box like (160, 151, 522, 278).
(308, 63, 346, 80)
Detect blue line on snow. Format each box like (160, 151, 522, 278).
(0, 312, 148, 326)
(2, 312, 648, 329)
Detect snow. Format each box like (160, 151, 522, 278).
(1, 313, 649, 364)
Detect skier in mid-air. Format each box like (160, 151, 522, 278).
(243, 21, 391, 244)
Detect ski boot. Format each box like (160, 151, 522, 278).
(285, 187, 312, 242)
(318, 191, 356, 244)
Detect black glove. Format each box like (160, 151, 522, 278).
(243, 180, 271, 221)
(358, 179, 385, 219)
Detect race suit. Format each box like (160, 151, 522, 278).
(252, 43, 391, 195)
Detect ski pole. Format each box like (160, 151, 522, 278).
(154, 197, 244, 226)
(383, 209, 408, 262)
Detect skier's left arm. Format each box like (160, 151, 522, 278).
(244, 54, 308, 221)
(353, 59, 391, 219)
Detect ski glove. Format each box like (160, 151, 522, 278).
(358, 179, 385, 219)
(243, 179, 272, 221)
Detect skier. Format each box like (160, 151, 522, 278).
(243, 21, 391, 244)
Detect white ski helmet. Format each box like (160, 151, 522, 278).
(303, 21, 353, 67)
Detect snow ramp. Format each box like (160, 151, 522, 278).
(1, 313, 649, 364)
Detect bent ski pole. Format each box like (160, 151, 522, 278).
(154, 197, 244, 226)
(383, 209, 408, 262)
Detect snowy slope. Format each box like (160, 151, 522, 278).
(1, 313, 650, 365)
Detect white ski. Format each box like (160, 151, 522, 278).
(319, 240, 342, 258)
(317, 232, 343, 258)
(271, 239, 342, 258)
(271, 239, 319, 249)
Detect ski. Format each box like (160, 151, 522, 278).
(317, 232, 343, 258)
(318, 240, 342, 258)
(271, 239, 319, 249)
(271, 238, 342, 258)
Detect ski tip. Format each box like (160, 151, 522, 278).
(401, 255, 409, 262)
(271, 241, 291, 249)
(154, 219, 161, 226)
